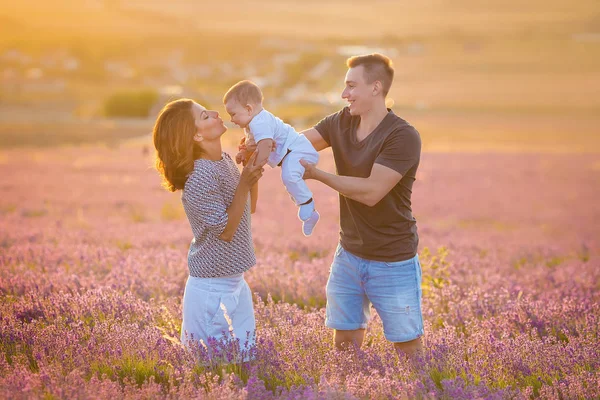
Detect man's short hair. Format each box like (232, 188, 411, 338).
(223, 80, 263, 105)
(346, 53, 394, 96)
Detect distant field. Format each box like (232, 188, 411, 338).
(1, 107, 599, 153)
(0, 0, 598, 150)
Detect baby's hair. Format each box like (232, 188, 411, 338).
(223, 80, 263, 105)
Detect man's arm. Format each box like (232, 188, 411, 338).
(300, 128, 330, 152)
(300, 160, 402, 207)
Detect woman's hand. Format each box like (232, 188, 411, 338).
(240, 152, 264, 189)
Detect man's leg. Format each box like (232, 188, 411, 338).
(393, 336, 423, 358)
(325, 245, 370, 348)
(365, 254, 425, 357)
(334, 328, 366, 350)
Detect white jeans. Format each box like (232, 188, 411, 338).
(280, 134, 320, 205)
(181, 273, 255, 360)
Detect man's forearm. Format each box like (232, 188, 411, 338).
(313, 168, 375, 206)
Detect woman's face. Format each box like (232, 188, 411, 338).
(191, 102, 227, 142)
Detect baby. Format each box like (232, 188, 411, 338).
(223, 80, 320, 236)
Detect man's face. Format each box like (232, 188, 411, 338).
(225, 100, 253, 129)
(341, 65, 375, 116)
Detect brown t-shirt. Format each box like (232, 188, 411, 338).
(314, 107, 421, 262)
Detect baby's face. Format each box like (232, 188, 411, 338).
(225, 100, 253, 129)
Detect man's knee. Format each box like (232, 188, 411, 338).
(393, 336, 423, 357)
(334, 329, 365, 349)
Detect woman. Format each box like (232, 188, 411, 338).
(153, 98, 263, 359)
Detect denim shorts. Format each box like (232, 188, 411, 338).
(325, 244, 424, 343)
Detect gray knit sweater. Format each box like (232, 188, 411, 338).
(181, 152, 256, 278)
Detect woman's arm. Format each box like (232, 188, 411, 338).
(219, 153, 263, 242)
(250, 183, 258, 214)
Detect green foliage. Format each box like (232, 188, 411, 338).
(160, 201, 185, 221)
(21, 209, 48, 218)
(89, 356, 172, 388)
(115, 240, 133, 251)
(129, 205, 147, 223)
(103, 89, 158, 118)
(429, 367, 457, 390)
(0, 236, 13, 249)
(420, 247, 452, 330)
(420, 246, 451, 298)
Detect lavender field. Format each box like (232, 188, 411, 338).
(0, 142, 598, 399)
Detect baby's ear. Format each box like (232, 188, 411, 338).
(245, 103, 253, 114)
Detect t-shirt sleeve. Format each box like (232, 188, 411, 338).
(184, 167, 228, 234)
(313, 110, 343, 145)
(249, 114, 275, 143)
(375, 127, 421, 177)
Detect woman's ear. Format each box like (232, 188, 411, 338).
(194, 133, 204, 142)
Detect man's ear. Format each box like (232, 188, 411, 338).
(372, 81, 383, 96)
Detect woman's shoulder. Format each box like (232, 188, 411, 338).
(184, 159, 219, 191)
(186, 153, 235, 185)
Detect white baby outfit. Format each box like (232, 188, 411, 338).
(246, 109, 320, 235)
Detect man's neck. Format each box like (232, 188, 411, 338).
(357, 102, 389, 139)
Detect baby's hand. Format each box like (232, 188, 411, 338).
(235, 150, 246, 165)
(238, 137, 247, 151)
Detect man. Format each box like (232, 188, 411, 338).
(300, 53, 423, 356)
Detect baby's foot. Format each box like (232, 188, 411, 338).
(298, 200, 315, 221)
(302, 210, 320, 237)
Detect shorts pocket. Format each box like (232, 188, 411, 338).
(203, 292, 223, 324)
(209, 291, 241, 335)
(334, 244, 343, 258)
(383, 257, 416, 268)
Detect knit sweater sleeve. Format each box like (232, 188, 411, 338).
(183, 164, 228, 234)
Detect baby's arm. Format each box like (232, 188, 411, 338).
(253, 139, 275, 167)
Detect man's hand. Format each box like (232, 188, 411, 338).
(300, 159, 318, 180)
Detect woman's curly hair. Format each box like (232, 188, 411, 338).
(153, 99, 204, 192)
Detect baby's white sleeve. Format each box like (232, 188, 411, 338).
(249, 114, 275, 143)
